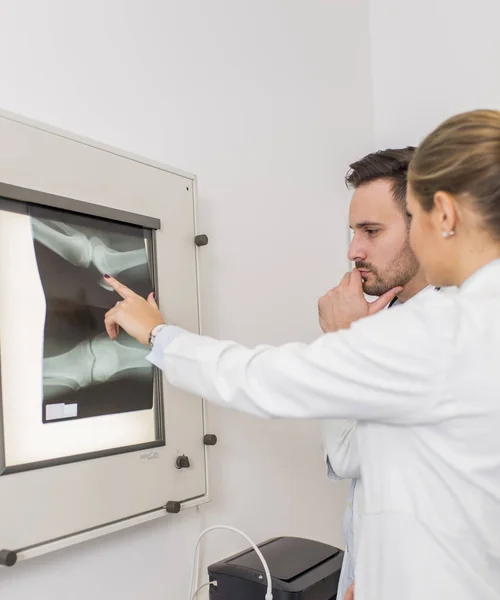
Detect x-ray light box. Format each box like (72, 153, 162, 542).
(0, 110, 210, 563)
(0, 192, 164, 471)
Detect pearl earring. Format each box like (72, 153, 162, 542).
(442, 230, 455, 238)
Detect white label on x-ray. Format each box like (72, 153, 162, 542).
(46, 403, 78, 421)
(64, 404, 78, 418)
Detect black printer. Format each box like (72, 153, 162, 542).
(208, 536, 344, 599)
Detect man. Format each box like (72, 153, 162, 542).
(319, 147, 430, 600)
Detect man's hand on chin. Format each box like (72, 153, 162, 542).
(318, 269, 402, 332)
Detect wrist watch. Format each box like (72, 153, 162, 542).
(148, 323, 167, 348)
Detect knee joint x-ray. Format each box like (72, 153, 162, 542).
(0, 198, 164, 471)
(31, 206, 155, 422)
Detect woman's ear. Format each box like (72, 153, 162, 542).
(433, 191, 458, 235)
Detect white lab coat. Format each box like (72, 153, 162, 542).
(322, 417, 361, 598)
(320, 287, 435, 599)
(159, 261, 500, 600)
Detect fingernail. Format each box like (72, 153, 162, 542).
(104, 274, 110, 279)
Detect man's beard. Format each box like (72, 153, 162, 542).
(356, 241, 419, 297)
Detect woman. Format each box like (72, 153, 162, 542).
(103, 109, 500, 600)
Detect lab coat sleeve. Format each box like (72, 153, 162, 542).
(159, 297, 454, 425)
(321, 420, 360, 480)
(146, 325, 187, 368)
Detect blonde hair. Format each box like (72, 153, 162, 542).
(409, 109, 500, 238)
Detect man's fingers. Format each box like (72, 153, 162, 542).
(349, 268, 364, 289)
(345, 583, 354, 600)
(103, 275, 137, 300)
(368, 286, 403, 314)
(339, 272, 351, 287)
(326, 270, 355, 297)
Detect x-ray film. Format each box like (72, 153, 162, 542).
(30, 206, 154, 422)
(0, 198, 162, 470)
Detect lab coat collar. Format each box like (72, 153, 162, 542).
(460, 258, 500, 295)
(389, 284, 434, 308)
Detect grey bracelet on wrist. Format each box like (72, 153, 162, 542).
(148, 323, 167, 348)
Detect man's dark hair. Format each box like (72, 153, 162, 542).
(345, 147, 416, 211)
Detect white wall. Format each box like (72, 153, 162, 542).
(0, 1, 374, 598)
(370, 0, 500, 148)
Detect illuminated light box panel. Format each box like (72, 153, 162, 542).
(0, 110, 209, 562)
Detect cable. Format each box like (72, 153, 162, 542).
(191, 580, 216, 600)
(187, 525, 273, 600)
(195, 506, 204, 592)
(188, 526, 272, 600)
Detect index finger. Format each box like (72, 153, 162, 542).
(339, 272, 351, 287)
(349, 268, 363, 288)
(103, 275, 138, 299)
